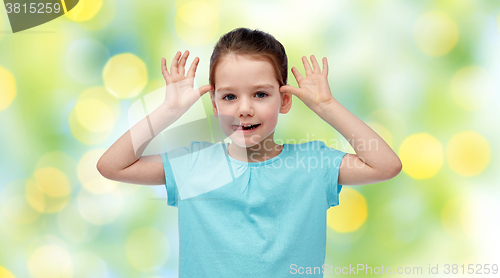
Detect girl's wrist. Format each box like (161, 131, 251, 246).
(159, 102, 183, 116)
(313, 97, 339, 115)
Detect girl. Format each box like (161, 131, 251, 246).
(97, 28, 402, 277)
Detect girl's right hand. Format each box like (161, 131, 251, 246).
(161, 50, 213, 112)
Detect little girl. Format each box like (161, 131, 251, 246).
(97, 28, 402, 277)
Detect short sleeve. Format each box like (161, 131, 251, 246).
(159, 141, 233, 207)
(159, 141, 204, 207)
(314, 141, 348, 208)
(159, 151, 179, 207)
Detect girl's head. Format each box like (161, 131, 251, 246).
(209, 28, 292, 148)
(209, 27, 288, 89)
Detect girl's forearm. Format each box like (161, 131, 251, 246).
(97, 104, 181, 176)
(315, 99, 401, 171)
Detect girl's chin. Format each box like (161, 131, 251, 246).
(227, 137, 262, 148)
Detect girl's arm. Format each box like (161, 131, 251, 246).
(97, 50, 213, 185)
(314, 97, 402, 185)
(96, 105, 180, 185)
(280, 55, 402, 186)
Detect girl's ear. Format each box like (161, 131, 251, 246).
(210, 91, 219, 118)
(279, 91, 292, 114)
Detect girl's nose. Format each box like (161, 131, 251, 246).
(238, 98, 254, 117)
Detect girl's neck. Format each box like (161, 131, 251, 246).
(227, 136, 283, 163)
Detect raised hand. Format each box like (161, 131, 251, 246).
(279, 55, 336, 112)
(161, 50, 213, 112)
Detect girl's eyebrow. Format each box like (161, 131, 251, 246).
(217, 84, 275, 92)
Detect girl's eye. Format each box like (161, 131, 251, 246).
(222, 92, 267, 100)
(222, 94, 236, 101)
(255, 92, 268, 98)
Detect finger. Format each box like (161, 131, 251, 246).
(170, 51, 181, 75)
(280, 85, 303, 99)
(291, 67, 304, 83)
(161, 57, 170, 76)
(323, 57, 328, 76)
(197, 84, 215, 97)
(310, 55, 321, 73)
(187, 56, 199, 78)
(178, 50, 189, 76)
(161, 57, 171, 83)
(302, 56, 313, 76)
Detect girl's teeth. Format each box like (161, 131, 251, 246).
(240, 124, 259, 130)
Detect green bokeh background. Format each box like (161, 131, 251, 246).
(1, 0, 499, 277)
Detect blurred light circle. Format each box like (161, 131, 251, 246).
(446, 131, 490, 176)
(441, 196, 474, 239)
(78, 0, 116, 30)
(0, 217, 45, 244)
(0, 195, 41, 225)
(69, 87, 120, 145)
(399, 133, 443, 179)
(0, 266, 15, 278)
(450, 66, 494, 111)
(69, 109, 110, 145)
(72, 251, 109, 278)
(413, 11, 459, 56)
(57, 203, 98, 243)
(26, 178, 70, 214)
(34, 167, 71, 198)
(0, 180, 42, 226)
(35, 151, 77, 179)
(76, 187, 123, 225)
(175, 1, 219, 46)
(74, 87, 120, 132)
(75, 98, 114, 132)
(34, 152, 79, 209)
(103, 53, 148, 99)
(78, 149, 118, 194)
(65, 38, 110, 85)
(26, 179, 46, 213)
(64, 0, 103, 22)
(0, 66, 16, 111)
(125, 227, 170, 272)
(28, 245, 73, 278)
(327, 187, 367, 233)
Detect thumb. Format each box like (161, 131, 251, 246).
(280, 85, 302, 98)
(197, 84, 214, 97)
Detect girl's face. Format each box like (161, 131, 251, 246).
(210, 54, 291, 148)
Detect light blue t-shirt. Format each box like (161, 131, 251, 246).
(160, 140, 347, 277)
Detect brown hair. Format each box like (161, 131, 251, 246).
(209, 28, 287, 93)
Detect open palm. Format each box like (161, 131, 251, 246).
(280, 55, 335, 112)
(161, 50, 213, 112)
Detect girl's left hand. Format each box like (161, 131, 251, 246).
(279, 55, 336, 112)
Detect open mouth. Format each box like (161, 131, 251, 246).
(232, 124, 261, 131)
